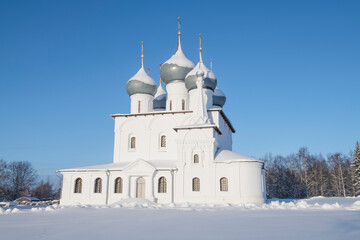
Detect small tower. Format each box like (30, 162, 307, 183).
(160, 17, 195, 111)
(185, 34, 217, 110)
(153, 64, 167, 111)
(213, 87, 226, 108)
(126, 42, 157, 114)
(210, 60, 226, 108)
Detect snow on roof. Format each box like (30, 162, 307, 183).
(15, 197, 40, 201)
(110, 109, 236, 133)
(154, 84, 166, 99)
(164, 42, 195, 68)
(215, 150, 262, 163)
(173, 123, 222, 135)
(186, 61, 211, 78)
(127, 67, 157, 85)
(214, 87, 225, 97)
(59, 160, 177, 172)
(208, 70, 216, 80)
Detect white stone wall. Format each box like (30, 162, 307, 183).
(60, 109, 266, 206)
(113, 111, 233, 163)
(60, 172, 108, 206)
(60, 161, 265, 205)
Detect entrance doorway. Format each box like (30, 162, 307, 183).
(136, 177, 145, 198)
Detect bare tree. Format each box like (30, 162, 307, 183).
(263, 148, 356, 199)
(328, 153, 353, 197)
(32, 177, 55, 200)
(352, 142, 360, 196)
(7, 161, 38, 200)
(0, 159, 9, 200)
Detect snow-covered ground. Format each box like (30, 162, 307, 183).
(1, 197, 360, 240)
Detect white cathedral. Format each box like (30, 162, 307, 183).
(58, 20, 266, 205)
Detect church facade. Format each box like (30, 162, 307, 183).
(58, 20, 266, 205)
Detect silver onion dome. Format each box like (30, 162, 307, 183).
(185, 62, 217, 91)
(126, 66, 157, 96)
(126, 42, 157, 97)
(153, 83, 167, 110)
(213, 87, 226, 107)
(185, 34, 216, 91)
(160, 18, 195, 85)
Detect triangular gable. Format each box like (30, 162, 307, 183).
(122, 159, 156, 172)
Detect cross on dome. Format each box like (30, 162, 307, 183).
(140, 41, 144, 68)
(160, 18, 195, 85)
(198, 33, 203, 65)
(159, 63, 162, 85)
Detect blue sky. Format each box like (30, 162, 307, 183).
(1, 0, 359, 178)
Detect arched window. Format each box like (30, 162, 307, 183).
(74, 178, 82, 193)
(182, 99, 185, 110)
(158, 177, 167, 193)
(192, 177, 200, 192)
(220, 177, 228, 192)
(114, 177, 123, 193)
(161, 135, 166, 148)
(194, 154, 199, 164)
(130, 137, 136, 149)
(138, 101, 141, 113)
(94, 178, 102, 193)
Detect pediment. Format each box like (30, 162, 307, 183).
(122, 159, 156, 173)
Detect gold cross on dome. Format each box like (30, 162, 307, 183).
(140, 41, 144, 67)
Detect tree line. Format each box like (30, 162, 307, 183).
(262, 142, 360, 199)
(1, 142, 360, 201)
(0, 159, 60, 201)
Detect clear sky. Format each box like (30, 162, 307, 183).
(1, 0, 359, 178)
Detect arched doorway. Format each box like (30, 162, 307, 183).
(136, 177, 145, 198)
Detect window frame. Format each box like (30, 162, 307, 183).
(160, 135, 166, 148)
(74, 178, 82, 194)
(220, 177, 228, 192)
(138, 101, 141, 113)
(129, 135, 136, 151)
(182, 99, 185, 110)
(192, 177, 200, 192)
(158, 177, 167, 193)
(114, 177, 123, 194)
(94, 178, 102, 193)
(193, 154, 200, 164)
